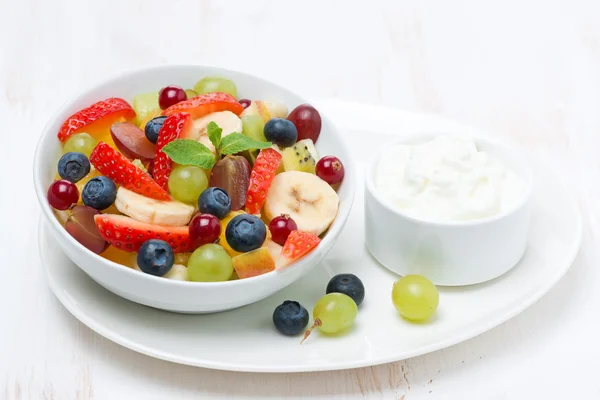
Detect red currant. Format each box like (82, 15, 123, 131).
(189, 213, 221, 249)
(47, 179, 79, 210)
(239, 99, 251, 109)
(316, 156, 345, 186)
(269, 214, 298, 246)
(158, 85, 187, 110)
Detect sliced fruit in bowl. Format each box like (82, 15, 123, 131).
(94, 214, 194, 253)
(264, 171, 339, 236)
(58, 98, 136, 142)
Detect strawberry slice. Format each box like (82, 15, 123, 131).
(94, 214, 193, 253)
(58, 98, 136, 142)
(90, 142, 170, 201)
(245, 148, 282, 215)
(162, 92, 244, 119)
(153, 112, 193, 190)
(276, 230, 321, 269)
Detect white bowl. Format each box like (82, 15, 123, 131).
(33, 65, 355, 313)
(365, 133, 532, 286)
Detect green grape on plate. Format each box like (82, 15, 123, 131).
(168, 165, 208, 204)
(193, 76, 237, 98)
(63, 133, 97, 157)
(188, 244, 233, 282)
(301, 293, 358, 344)
(392, 274, 439, 322)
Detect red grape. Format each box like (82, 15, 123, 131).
(269, 214, 298, 246)
(65, 205, 108, 254)
(110, 122, 156, 160)
(48, 180, 79, 210)
(209, 156, 251, 211)
(316, 156, 345, 186)
(239, 99, 251, 109)
(158, 85, 187, 110)
(287, 104, 322, 143)
(189, 213, 221, 249)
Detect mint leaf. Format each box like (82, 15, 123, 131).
(207, 121, 222, 150)
(220, 133, 272, 155)
(162, 139, 216, 169)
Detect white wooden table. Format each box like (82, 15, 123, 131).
(2, 0, 599, 398)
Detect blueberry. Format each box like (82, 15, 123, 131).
(144, 116, 167, 144)
(273, 300, 309, 336)
(198, 187, 231, 219)
(82, 176, 117, 210)
(326, 273, 365, 306)
(58, 152, 90, 183)
(137, 239, 174, 276)
(225, 214, 266, 252)
(264, 118, 298, 148)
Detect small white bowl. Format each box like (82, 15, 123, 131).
(365, 133, 532, 286)
(33, 65, 355, 313)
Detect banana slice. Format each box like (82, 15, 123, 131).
(264, 171, 339, 236)
(263, 101, 288, 118)
(164, 264, 188, 281)
(191, 111, 242, 153)
(240, 101, 288, 121)
(114, 187, 194, 227)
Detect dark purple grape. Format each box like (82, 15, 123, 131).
(110, 122, 156, 160)
(65, 205, 108, 254)
(287, 104, 322, 143)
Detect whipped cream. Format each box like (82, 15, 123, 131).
(374, 136, 526, 222)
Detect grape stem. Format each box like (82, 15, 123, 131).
(300, 318, 321, 345)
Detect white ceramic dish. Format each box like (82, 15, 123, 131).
(365, 133, 533, 286)
(32, 65, 356, 313)
(40, 101, 582, 372)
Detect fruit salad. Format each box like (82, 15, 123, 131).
(46, 77, 346, 282)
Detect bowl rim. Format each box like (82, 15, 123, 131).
(33, 64, 356, 288)
(365, 132, 533, 227)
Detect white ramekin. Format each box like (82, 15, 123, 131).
(364, 133, 532, 286)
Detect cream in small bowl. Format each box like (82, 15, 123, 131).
(365, 133, 532, 286)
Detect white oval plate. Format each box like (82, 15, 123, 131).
(40, 101, 581, 373)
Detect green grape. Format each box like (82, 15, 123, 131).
(63, 133, 97, 157)
(168, 165, 208, 204)
(301, 293, 357, 343)
(188, 244, 233, 282)
(185, 89, 198, 99)
(132, 91, 160, 122)
(242, 115, 267, 142)
(392, 275, 439, 321)
(193, 76, 237, 98)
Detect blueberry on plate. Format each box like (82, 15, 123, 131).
(57, 152, 91, 183)
(263, 118, 298, 148)
(137, 239, 174, 277)
(82, 176, 117, 210)
(273, 300, 309, 336)
(144, 115, 168, 144)
(326, 273, 365, 306)
(225, 214, 266, 252)
(198, 187, 231, 219)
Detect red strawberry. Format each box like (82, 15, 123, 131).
(162, 92, 244, 119)
(245, 148, 282, 215)
(276, 230, 321, 269)
(153, 113, 193, 190)
(94, 214, 193, 253)
(90, 142, 170, 201)
(58, 98, 136, 142)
